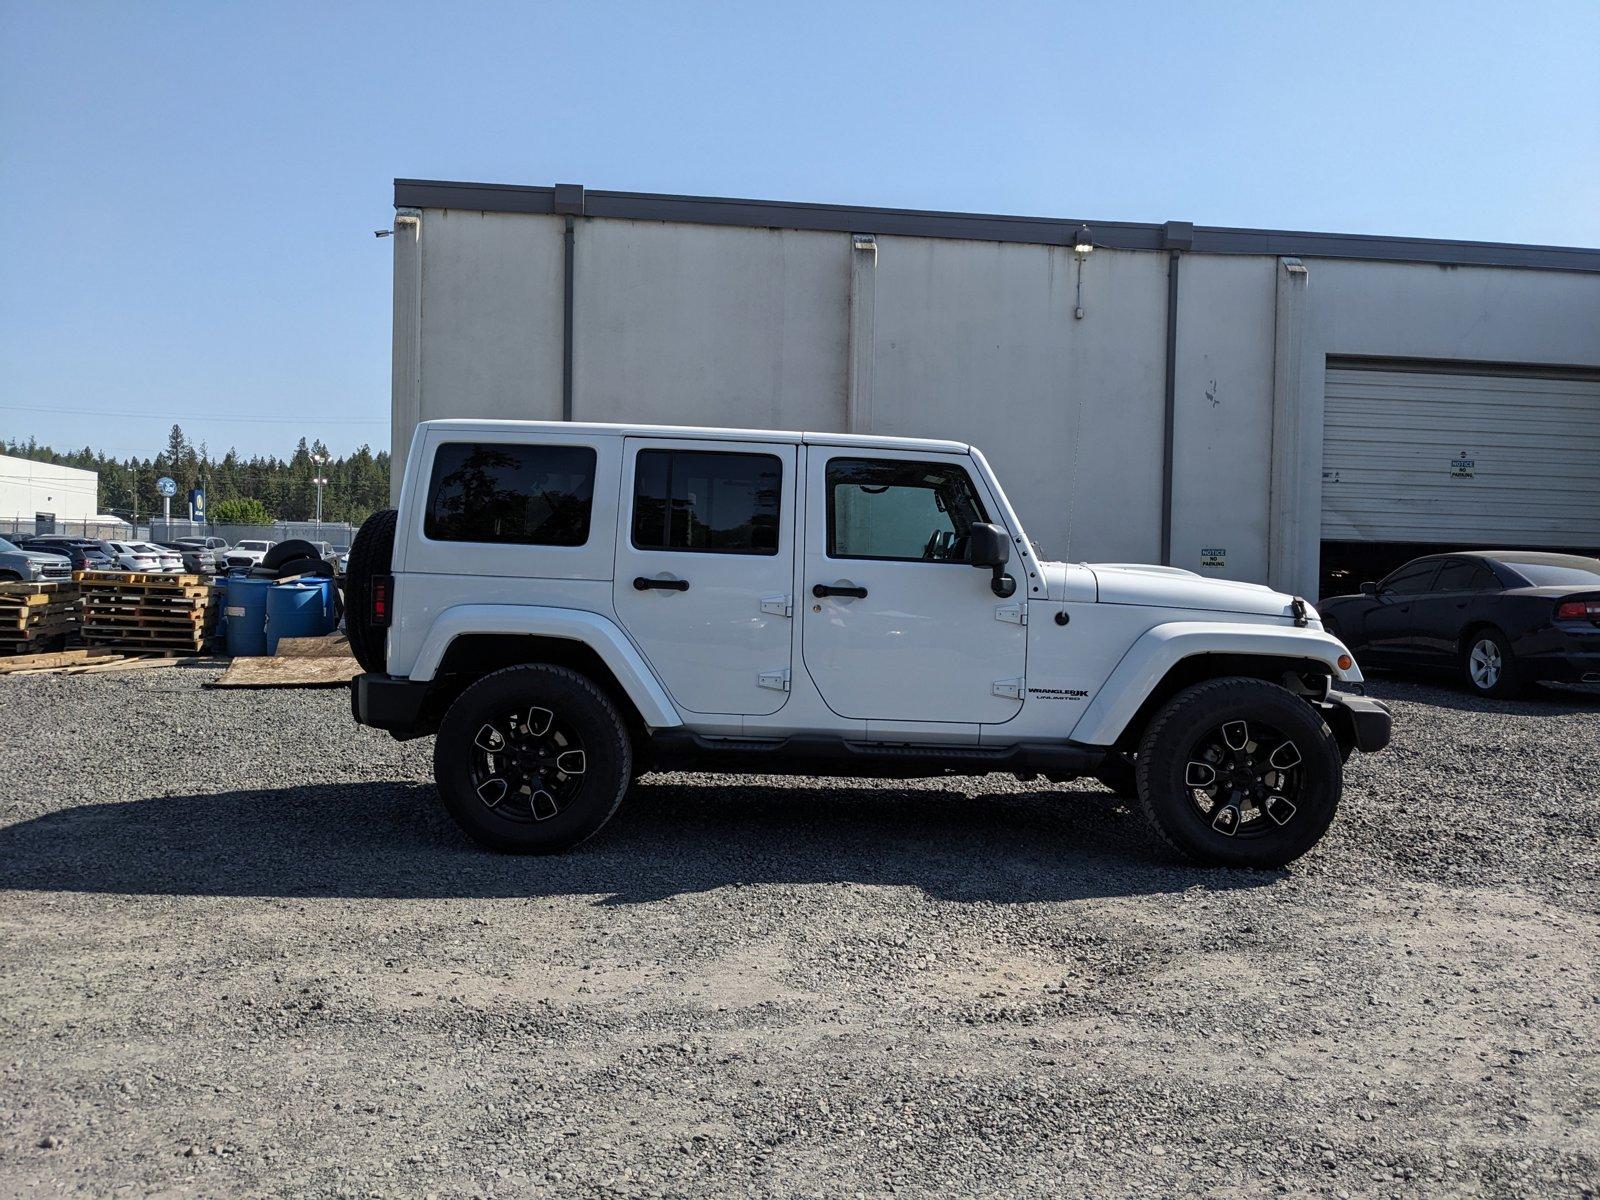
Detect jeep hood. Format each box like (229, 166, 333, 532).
(1038, 561, 1303, 620)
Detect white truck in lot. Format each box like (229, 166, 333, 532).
(347, 421, 1390, 868)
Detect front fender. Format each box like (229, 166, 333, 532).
(408, 604, 683, 729)
(1069, 621, 1363, 747)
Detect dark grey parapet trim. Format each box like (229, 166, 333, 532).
(394, 178, 1600, 274)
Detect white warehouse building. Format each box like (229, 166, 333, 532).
(387, 179, 1600, 597)
(0, 453, 99, 526)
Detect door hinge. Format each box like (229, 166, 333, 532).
(760, 594, 793, 618)
(995, 602, 1027, 625)
(758, 668, 791, 692)
(992, 676, 1024, 699)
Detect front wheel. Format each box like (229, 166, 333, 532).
(433, 665, 632, 853)
(1134, 677, 1343, 868)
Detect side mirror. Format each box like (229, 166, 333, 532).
(1360, 581, 1379, 596)
(966, 522, 1016, 598)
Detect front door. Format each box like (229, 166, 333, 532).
(613, 437, 796, 716)
(800, 449, 1026, 724)
(1360, 559, 1440, 664)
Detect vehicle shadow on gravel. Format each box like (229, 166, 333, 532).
(0, 779, 1280, 905)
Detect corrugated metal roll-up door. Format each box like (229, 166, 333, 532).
(1321, 363, 1600, 545)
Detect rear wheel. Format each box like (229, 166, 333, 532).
(1461, 628, 1522, 698)
(433, 665, 632, 853)
(1134, 677, 1342, 868)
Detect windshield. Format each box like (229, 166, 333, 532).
(1504, 559, 1600, 587)
(0, 537, 18, 553)
(238, 541, 270, 551)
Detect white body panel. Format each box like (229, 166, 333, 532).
(1068, 621, 1362, 747)
(386, 420, 1369, 753)
(406, 602, 681, 730)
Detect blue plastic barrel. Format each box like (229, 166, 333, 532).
(209, 576, 230, 646)
(264, 579, 336, 653)
(225, 577, 273, 657)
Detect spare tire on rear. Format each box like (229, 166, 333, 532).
(346, 509, 398, 674)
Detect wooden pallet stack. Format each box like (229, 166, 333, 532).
(0, 581, 81, 653)
(76, 570, 216, 653)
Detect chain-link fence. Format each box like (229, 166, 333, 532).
(149, 520, 358, 547)
(1, 516, 147, 542)
(1, 516, 358, 547)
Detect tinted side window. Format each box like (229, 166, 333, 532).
(631, 450, 781, 555)
(827, 458, 989, 562)
(1432, 561, 1478, 591)
(425, 442, 596, 546)
(1382, 563, 1440, 595)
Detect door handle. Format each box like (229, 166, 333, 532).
(634, 576, 689, 592)
(812, 582, 868, 599)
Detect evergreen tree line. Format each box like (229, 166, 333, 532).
(2, 424, 390, 526)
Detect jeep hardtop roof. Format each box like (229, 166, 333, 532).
(417, 419, 972, 455)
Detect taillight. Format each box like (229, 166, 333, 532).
(370, 574, 393, 628)
(1556, 599, 1600, 620)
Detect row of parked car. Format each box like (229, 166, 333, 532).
(0, 535, 349, 582)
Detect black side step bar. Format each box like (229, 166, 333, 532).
(646, 730, 1106, 781)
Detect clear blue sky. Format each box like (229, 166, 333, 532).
(2, 0, 1597, 460)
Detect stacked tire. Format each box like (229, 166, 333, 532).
(259, 539, 337, 581)
(345, 509, 397, 674)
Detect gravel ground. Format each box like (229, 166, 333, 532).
(1, 668, 1597, 1198)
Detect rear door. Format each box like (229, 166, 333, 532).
(1410, 558, 1498, 662)
(613, 438, 796, 717)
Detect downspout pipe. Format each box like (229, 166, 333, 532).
(1158, 221, 1194, 566)
(553, 184, 585, 421)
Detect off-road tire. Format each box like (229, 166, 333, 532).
(433, 664, 632, 854)
(1461, 627, 1523, 698)
(345, 508, 397, 673)
(1134, 676, 1342, 869)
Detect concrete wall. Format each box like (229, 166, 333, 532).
(868, 236, 1168, 564)
(575, 220, 850, 431)
(393, 207, 1600, 595)
(0, 454, 98, 522)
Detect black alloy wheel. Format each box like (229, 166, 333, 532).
(469, 703, 589, 824)
(1181, 718, 1304, 838)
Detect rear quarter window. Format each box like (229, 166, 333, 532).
(425, 442, 597, 546)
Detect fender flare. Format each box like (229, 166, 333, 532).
(408, 604, 683, 729)
(1068, 621, 1363, 747)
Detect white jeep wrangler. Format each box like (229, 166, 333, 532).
(347, 420, 1389, 869)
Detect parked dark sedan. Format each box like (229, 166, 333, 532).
(1320, 551, 1600, 697)
(18, 536, 116, 573)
